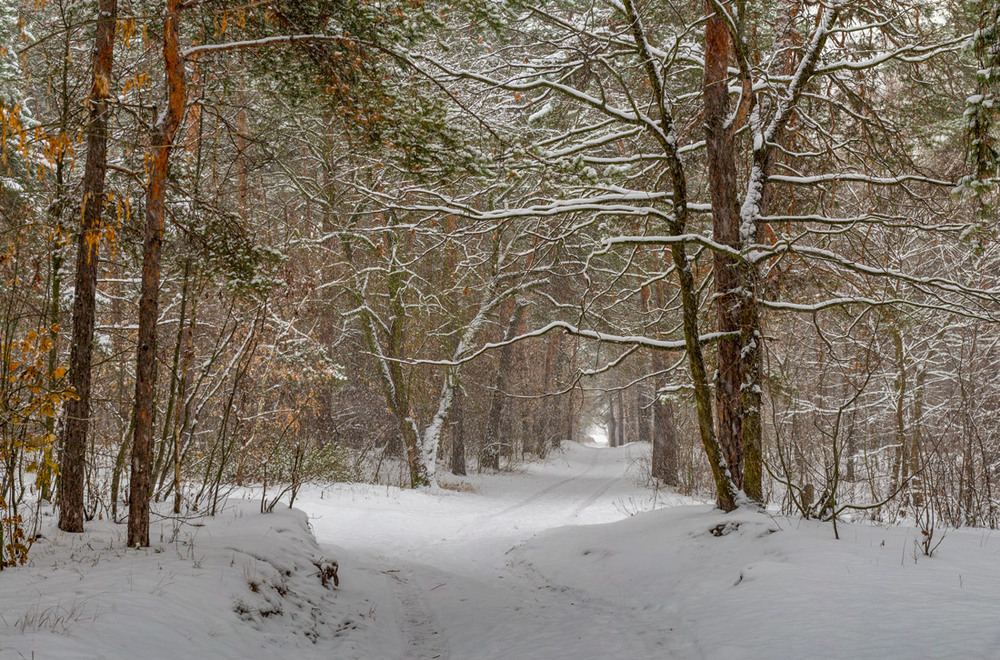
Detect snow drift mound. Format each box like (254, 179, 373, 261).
(0, 500, 345, 660)
(512, 505, 1000, 659)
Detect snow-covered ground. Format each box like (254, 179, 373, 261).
(4, 441, 1000, 659)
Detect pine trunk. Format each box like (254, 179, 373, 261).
(450, 389, 466, 476)
(59, 0, 117, 533)
(128, 0, 186, 547)
(703, 1, 744, 491)
(482, 303, 525, 470)
(607, 395, 618, 448)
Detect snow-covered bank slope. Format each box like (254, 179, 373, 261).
(0, 501, 342, 660)
(516, 505, 1000, 659)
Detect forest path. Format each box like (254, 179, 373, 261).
(301, 442, 697, 659)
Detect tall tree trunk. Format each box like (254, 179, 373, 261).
(128, 0, 186, 548)
(889, 328, 908, 502)
(154, 257, 192, 499)
(387, 246, 428, 487)
(615, 390, 626, 447)
(738, 263, 764, 502)
(910, 362, 927, 509)
(172, 294, 196, 513)
(482, 302, 525, 470)
(606, 393, 618, 448)
(637, 380, 651, 446)
(561, 335, 580, 448)
(58, 0, 117, 533)
(650, 280, 679, 485)
(450, 388, 466, 476)
(533, 335, 558, 456)
(703, 0, 744, 491)
(622, 0, 739, 508)
(41, 7, 78, 507)
(652, 397, 678, 486)
(236, 82, 250, 219)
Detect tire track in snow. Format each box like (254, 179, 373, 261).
(489, 448, 601, 519)
(500, 544, 706, 659)
(569, 475, 622, 520)
(383, 566, 448, 660)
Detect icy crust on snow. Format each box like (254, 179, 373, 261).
(515, 505, 1000, 659)
(0, 500, 343, 660)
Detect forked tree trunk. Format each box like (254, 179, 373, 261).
(128, 0, 186, 548)
(736, 0, 840, 506)
(59, 0, 117, 533)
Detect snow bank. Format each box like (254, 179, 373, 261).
(514, 505, 1000, 659)
(0, 500, 343, 660)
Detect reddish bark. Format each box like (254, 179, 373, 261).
(703, 1, 745, 491)
(128, 0, 187, 548)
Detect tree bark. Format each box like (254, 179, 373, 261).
(619, 0, 740, 510)
(128, 0, 186, 548)
(450, 388, 466, 475)
(606, 393, 618, 448)
(652, 397, 678, 486)
(482, 302, 525, 470)
(59, 0, 117, 533)
(889, 328, 907, 501)
(532, 335, 558, 456)
(703, 0, 745, 491)
(637, 380, 651, 446)
(615, 390, 626, 447)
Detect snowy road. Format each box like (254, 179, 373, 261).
(299, 442, 690, 659)
(298, 441, 1000, 660)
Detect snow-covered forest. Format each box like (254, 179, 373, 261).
(2, 0, 1000, 657)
